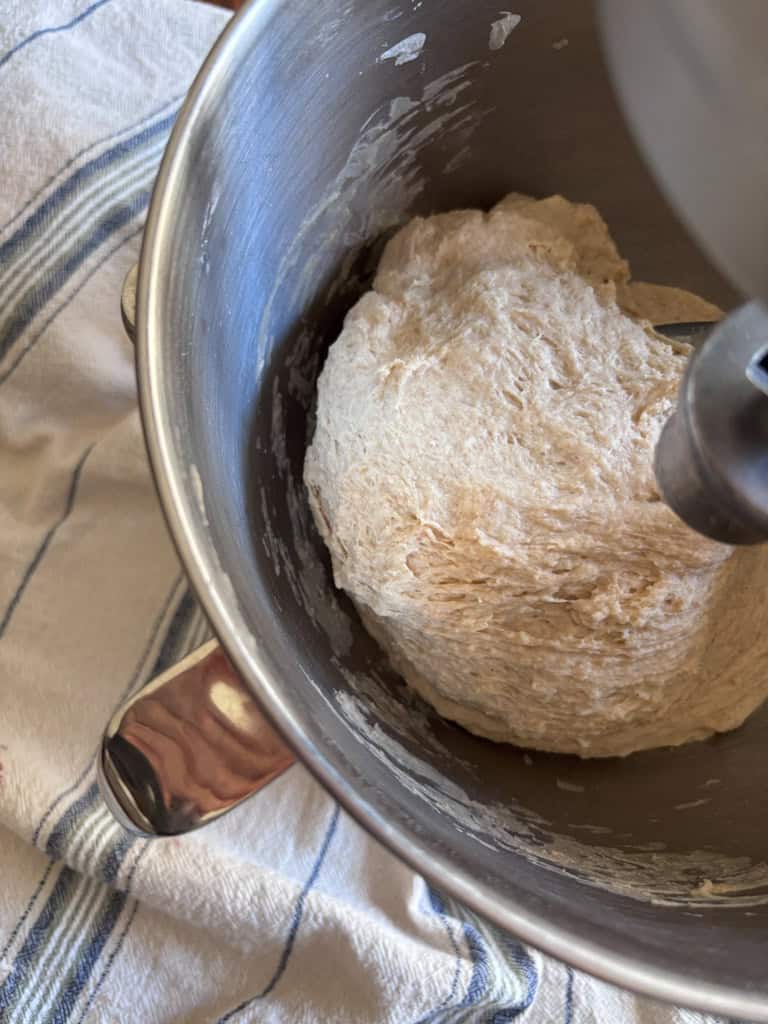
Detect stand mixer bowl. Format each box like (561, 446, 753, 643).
(134, 0, 768, 1017)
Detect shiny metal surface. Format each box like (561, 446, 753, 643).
(129, 0, 768, 1018)
(120, 264, 138, 344)
(745, 344, 768, 399)
(656, 302, 768, 544)
(598, 2, 768, 546)
(597, 0, 768, 300)
(100, 640, 294, 835)
(104, 272, 298, 832)
(654, 321, 714, 349)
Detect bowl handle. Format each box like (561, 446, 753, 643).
(103, 268, 295, 835)
(98, 639, 295, 835)
(121, 264, 138, 344)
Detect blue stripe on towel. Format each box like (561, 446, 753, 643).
(0, 863, 55, 965)
(71, 901, 138, 1024)
(217, 803, 341, 1023)
(0, 577, 181, 992)
(0, 95, 181, 240)
(45, 784, 100, 861)
(0, 867, 80, 1012)
(420, 887, 539, 1022)
(47, 889, 127, 1024)
(0, 1, 116, 74)
(0, 223, 144, 388)
(0, 189, 150, 360)
(430, 887, 463, 1009)
(0, 591, 198, 1019)
(564, 966, 574, 1024)
(0, 99, 178, 382)
(413, 886, 464, 1023)
(259, 804, 341, 999)
(47, 840, 150, 1024)
(490, 930, 538, 1021)
(100, 835, 134, 886)
(0, 109, 174, 271)
(30, 574, 182, 848)
(68, 843, 151, 1024)
(44, 599, 198, 1019)
(150, 588, 198, 673)
(463, 918, 493, 1006)
(0, 444, 93, 639)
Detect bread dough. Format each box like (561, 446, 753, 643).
(304, 194, 768, 757)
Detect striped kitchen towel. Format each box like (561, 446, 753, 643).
(0, 2, 727, 1022)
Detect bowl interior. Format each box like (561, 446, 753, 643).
(143, 0, 768, 1014)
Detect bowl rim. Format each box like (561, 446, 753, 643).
(136, 2, 768, 1019)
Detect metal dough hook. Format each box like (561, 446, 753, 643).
(655, 306, 768, 544)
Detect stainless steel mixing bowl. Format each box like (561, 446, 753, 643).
(115, 0, 768, 1017)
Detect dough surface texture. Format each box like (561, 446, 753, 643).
(304, 194, 768, 757)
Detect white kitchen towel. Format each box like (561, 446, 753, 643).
(0, 2, 730, 1022)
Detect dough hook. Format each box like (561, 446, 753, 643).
(654, 308, 768, 544)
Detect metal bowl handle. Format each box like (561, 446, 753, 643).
(99, 270, 295, 836)
(120, 263, 139, 344)
(99, 640, 295, 835)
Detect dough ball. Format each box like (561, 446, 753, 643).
(304, 194, 768, 757)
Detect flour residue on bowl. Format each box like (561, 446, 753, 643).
(488, 12, 521, 50)
(674, 798, 711, 811)
(189, 464, 208, 527)
(259, 62, 486, 376)
(256, 60, 490, 662)
(265, 382, 353, 656)
(379, 32, 427, 66)
(331, 683, 768, 909)
(265, 58, 487, 351)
